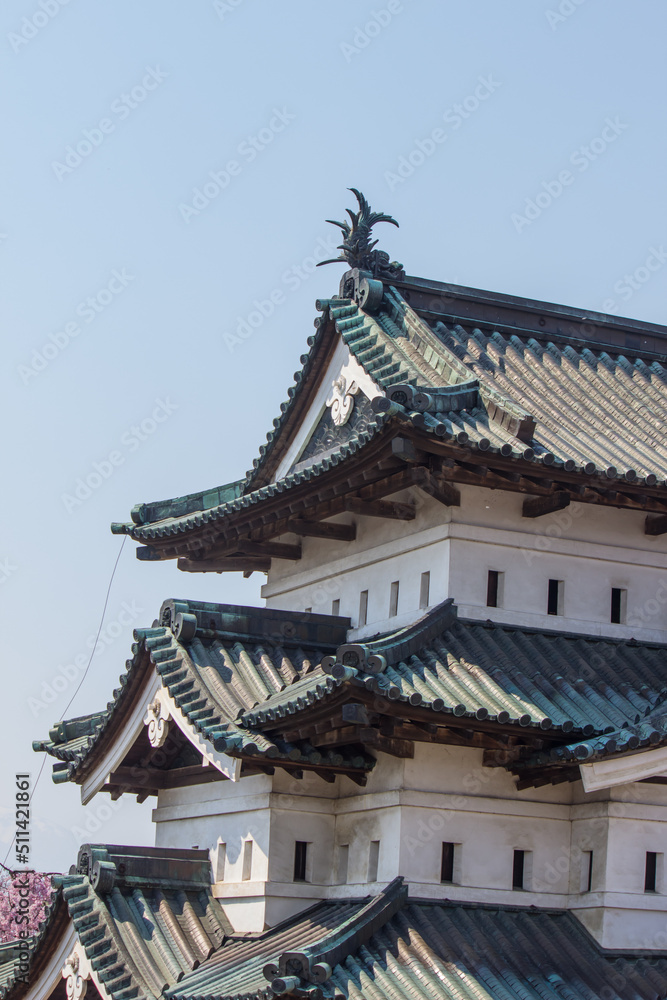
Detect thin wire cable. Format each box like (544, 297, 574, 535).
(2, 537, 128, 870)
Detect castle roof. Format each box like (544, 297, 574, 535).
(2, 849, 667, 1000)
(34, 598, 667, 795)
(110, 273, 667, 574)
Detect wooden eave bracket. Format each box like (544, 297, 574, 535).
(522, 492, 571, 519)
(344, 497, 415, 520)
(645, 514, 667, 536)
(287, 519, 356, 542)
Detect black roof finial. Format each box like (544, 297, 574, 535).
(318, 188, 404, 281)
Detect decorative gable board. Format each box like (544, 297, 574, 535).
(273, 338, 381, 482)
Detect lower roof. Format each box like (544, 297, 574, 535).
(2, 846, 667, 1000)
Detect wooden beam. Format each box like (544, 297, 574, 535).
(359, 728, 415, 758)
(344, 497, 415, 520)
(108, 764, 226, 790)
(413, 468, 460, 507)
(177, 556, 271, 573)
(355, 468, 419, 503)
(287, 519, 356, 541)
(391, 436, 423, 463)
(235, 540, 302, 560)
(313, 770, 337, 783)
(646, 514, 667, 536)
(482, 747, 522, 767)
(310, 725, 363, 748)
(522, 492, 571, 519)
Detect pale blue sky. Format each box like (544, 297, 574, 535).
(2, 0, 667, 872)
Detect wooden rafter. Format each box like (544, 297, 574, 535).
(344, 497, 415, 520)
(138, 425, 667, 563)
(287, 519, 356, 541)
(645, 514, 667, 536)
(522, 492, 570, 519)
(235, 540, 302, 560)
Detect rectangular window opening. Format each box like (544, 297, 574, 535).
(241, 840, 253, 882)
(582, 850, 593, 893)
(358, 590, 368, 627)
(331, 599, 340, 616)
(294, 841, 309, 883)
(213, 842, 226, 882)
(389, 581, 400, 618)
(368, 840, 380, 883)
(419, 571, 431, 610)
(645, 851, 658, 893)
(487, 570, 504, 608)
(512, 850, 525, 890)
(337, 844, 349, 885)
(547, 579, 563, 616)
(441, 842, 455, 884)
(611, 588, 626, 625)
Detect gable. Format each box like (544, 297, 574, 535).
(271, 337, 381, 482)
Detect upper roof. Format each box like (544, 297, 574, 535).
(3, 854, 667, 1000)
(109, 193, 667, 572)
(35, 597, 667, 793)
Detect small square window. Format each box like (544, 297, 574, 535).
(331, 599, 340, 616)
(242, 840, 253, 881)
(581, 850, 593, 893)
(645, 851, 658, 893)
(359, 590, 368, 627)
(441, 843, 455, 883)
(337, 844, 349, 885)
(389, 581, 399, 617)
(487, 570, 504, 608)
(213, 842, 226, 882)
(419, 572, 430, 610)
(294, 841, 309, 882)
(547, 579, 563, 616)
(611, 588, 626, 625)
(512, 849, 532, 890)
(367, 840, 380, 882)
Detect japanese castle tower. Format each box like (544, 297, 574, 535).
(5, 191, 667, 1000)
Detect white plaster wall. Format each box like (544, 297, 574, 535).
(150, 739, 667, 946)
(262, 483, 667, 641)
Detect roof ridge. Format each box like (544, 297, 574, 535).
(262, 877, 407, 997)
(364, 598, 458, 665)
(456, 616, 667, 649)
